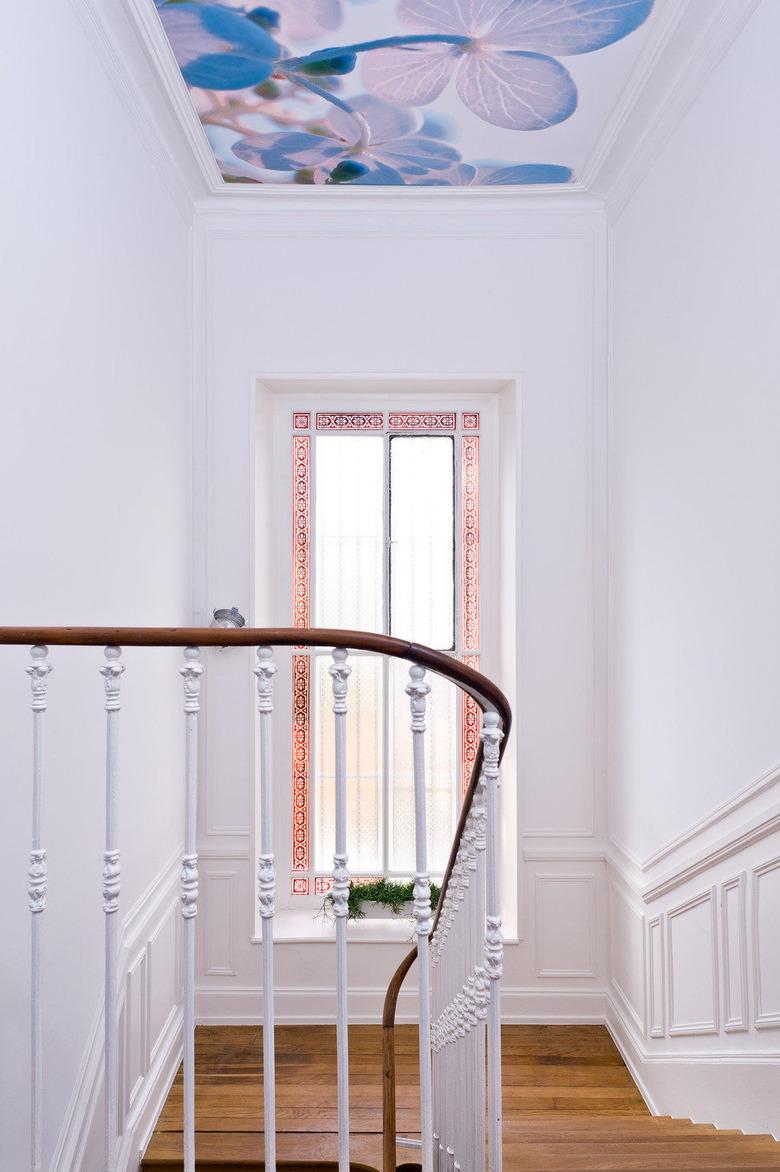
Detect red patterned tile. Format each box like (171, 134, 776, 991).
(316, 412, 383, 431)
(462, 435, 480, 652)
(388, 411, 456, 431)
(292, 436, 310, 630)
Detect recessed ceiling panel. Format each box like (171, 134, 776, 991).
(156, 0, 656, 186)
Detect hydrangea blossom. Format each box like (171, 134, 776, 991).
(233, 94, 461, 183)
(421, 161, 573, 184)
(361, 0, 653, 129)
(158, 3, 281, 89)
(157, 0, 655, 184)
(200, 0, 344, 42)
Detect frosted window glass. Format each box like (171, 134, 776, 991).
(316, 436, 383, 632)
(390, 437, 454, 649)
(388, 660, 457, 875)
(314, 653, 383, 874)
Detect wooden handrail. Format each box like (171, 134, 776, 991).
(0, 625, 511, 1172)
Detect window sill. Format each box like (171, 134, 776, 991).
(251, 908, 417, 944)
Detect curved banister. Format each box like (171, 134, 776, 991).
(2, 626, 511, 1172)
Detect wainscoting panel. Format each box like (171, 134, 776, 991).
(608, 882, 645, 1034)
(50, 852, 184, 1172)
(204, 870, 237, 977)
(753, 857, 780, 1028)
(666, 889, 718, 1036)
(607, 811, 780, 1138)
(534, 874, 596, 978)
(125, 948, 149, 1116)
(721, 873, 748, 1032)
(646, 914, 665, 1038)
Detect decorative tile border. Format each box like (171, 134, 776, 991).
(292, 654, 310, 874)
(462, 412, 480, 430)
(462, 655, 480, 799)
(462, 434, 480, 652)
(292, 435, 310, 630)
(314, 876, 333, 895)
(293, 411, 310, 430)
(316, 412, 384, 431)
(388, 411, 456, 431)
(291, 877, 309, 896)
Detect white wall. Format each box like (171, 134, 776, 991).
(194, 207, 608, 1024)
(607, 0, 780, 1134)
(609, 0, 780, 864)
(0, 3, 191, 1167)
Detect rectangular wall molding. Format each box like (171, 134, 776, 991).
(721, 873, 749, 1032)
(204, 871, 237, 977)
(752, 857, 780, 1028)
(666, 888, 719, 1037)
(646, 915, 665, 1038)
(534, 874, 596, 978)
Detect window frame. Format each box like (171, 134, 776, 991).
(286, 405, 484, 896)
(253, 379, 513, 936)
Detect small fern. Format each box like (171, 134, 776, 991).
(321, 877, 441, 921)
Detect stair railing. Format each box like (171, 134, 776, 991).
(382, 660, 510, 1172)
(2, 625, 509, 1172)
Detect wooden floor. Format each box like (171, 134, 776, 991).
(143, 1024, 780, 1170)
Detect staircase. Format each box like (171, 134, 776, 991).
(8, 625, 778, 1172)
(139, 1024, 780, 1171)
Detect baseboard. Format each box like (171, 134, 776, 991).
(196, 985, 607, 1026)
(605, 991, 780, 1138)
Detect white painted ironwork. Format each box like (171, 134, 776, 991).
(254, 646, 277, 1171)
(481, 711, 504, 1172)
(11, 630, 503, 1172)
(428, 707, 502, 1172)
(406, 664, 434, 1172)
(329, 646, 351, 1172)
(100, 645, 124, 1172)
(180, 646, 203, 1172)
(27, 645, 51, 1172)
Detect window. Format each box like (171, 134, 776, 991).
(289, 410, 481, 896)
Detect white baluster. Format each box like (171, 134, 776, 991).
(481, 712, 504, 1172)
(28, 645, 51, 1172)
(472, 785, 488, 1170)
(329, 647, 351, 1172)
(100, 646, 124, 1172)
(180, 647, 203, 1172)
(254, 647, 277, 1171)
(406, 664, 434, 1172)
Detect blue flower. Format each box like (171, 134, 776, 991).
(232, 94, 461, 183)
(419, 160, 573, 184)
(362, 0, 653, 130)
(158, 3, 281, 90)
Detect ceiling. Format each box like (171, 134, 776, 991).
(154, 0, 661, 187)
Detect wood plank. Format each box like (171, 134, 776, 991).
(142, 1025, 780, 1170)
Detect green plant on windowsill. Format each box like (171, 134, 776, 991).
(320, 877, 442, 923)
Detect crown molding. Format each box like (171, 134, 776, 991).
(579, 0, 690, 191)
(591, 0, 761, 221)
(68, 0, 205, 218)
(122, 0, 224, 195)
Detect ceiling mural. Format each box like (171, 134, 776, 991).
(157, 0, 655, 186)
